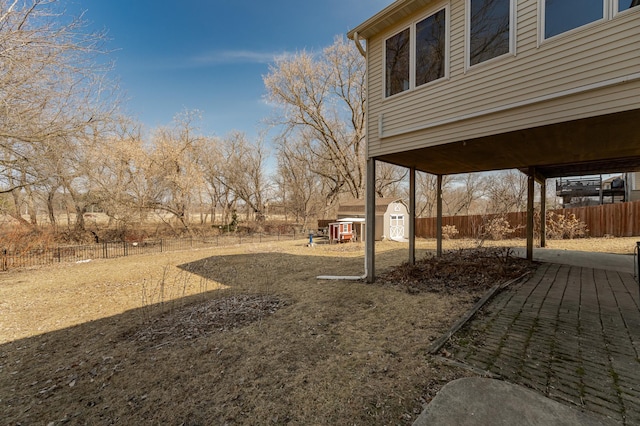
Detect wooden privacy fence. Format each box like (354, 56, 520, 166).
(416, 212, 527, 239)
(560, 202, 640, 237)
(416, 200, 640, 239)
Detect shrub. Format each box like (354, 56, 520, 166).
(545, 212, 588, 239)
(480, 216, 517, 241)
(441, 224, 459, 239)
(0, 225, 56, 253)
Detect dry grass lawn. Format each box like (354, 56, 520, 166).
(0, 237, 636, 424)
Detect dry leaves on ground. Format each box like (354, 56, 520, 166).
(130, 294, 288, 347)
(379, 247, 537, 294)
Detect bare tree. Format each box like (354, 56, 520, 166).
(0, 0, 117, 189)
(144, 111, 205, 232)
(0, 0, 121, 241)
(219, 132, 271, 222)
(198, 136, 231, 225)
(264, 37, 366, 204)
(410, 172, 454, 218)
(376, 163, 408, 198)
(275, 137, 324, 227)
(445, 173, 486, 215)
(482, 169, 528, 213)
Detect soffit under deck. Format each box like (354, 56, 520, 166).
(375, 109, 640, 180)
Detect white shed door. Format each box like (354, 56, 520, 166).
(389, 214, 404, 241)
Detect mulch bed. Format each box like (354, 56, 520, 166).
(378, 247, 537, 294)
(130, 294, 288, 347)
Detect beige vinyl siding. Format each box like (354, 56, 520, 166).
(366, 0, 640, 158)
(375, 80, 640, 158)
(449, 0, 465, 76)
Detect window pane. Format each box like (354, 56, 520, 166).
(619, 0, 640, 12)
(545, 0, 603, 39)
(416, 9, 446, 87)
(385, 28, 410, 97)
(470, 0, 510, 66)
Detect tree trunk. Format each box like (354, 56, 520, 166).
(46, 190, 57, 228)
(8, 190, 31, 227)
(74, 205, 87, 233)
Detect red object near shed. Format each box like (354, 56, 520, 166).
(328, 222, 354, 243)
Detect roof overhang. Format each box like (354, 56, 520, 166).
(338, 218, 366, 223)
(347, 0, 434, 41)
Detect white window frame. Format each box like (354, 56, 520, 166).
(614, 0, 640, 16)
(383, 26, 411, 98)
(383, 3, 450, 99)
(539, 0, 609, 43)
(465, 0, 516, 71)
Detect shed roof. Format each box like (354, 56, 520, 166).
(337, 198, 406, 216)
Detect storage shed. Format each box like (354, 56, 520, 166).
(337, 198, 409, 241)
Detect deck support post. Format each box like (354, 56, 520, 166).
(409, 167, 416, 265)
(366, 158, 376, 283)
(437, 174, 443, 257)
(540, 179, 546, 248)
(526, 167, 535, 261)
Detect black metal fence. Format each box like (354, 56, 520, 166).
(1, 231, 305, 271)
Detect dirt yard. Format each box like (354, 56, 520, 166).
(0, 237, 636, 424)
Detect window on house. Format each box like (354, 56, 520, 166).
(415, 8, 446, 86)
(469, 0, 511, 66)
(385, 28, 410, 97)
(544, 0, 603, 39)
(619, 0, 640, 12)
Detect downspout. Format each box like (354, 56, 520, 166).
(353, 32, 366, 57)
(316, 32, 368, 281)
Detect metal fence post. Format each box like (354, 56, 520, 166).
(103, 242, 107, 259)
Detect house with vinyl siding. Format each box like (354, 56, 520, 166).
(347, 0, 640, 281)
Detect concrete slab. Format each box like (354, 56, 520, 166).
(413, 377, 618, 426)
(512, 247, 636, 274)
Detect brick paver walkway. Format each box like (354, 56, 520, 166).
(444, 263, 640, 424)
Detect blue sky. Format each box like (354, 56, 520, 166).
(67, 0, 394, 139)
